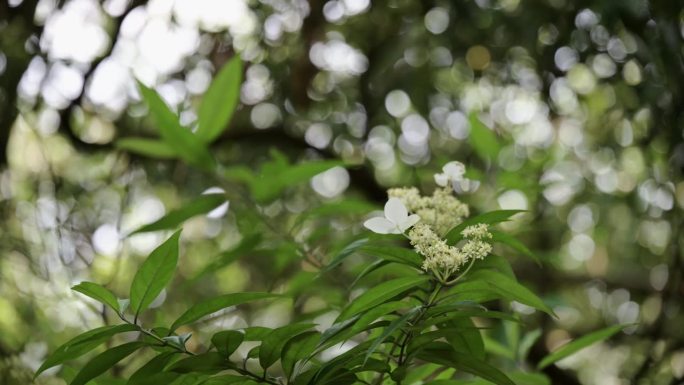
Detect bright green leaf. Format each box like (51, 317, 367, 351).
(130, 230, 181, 317)
(36, 324, 138, 378)
(364, 307, 420, 364)
(115, 138, 177, 159)
(537, 324, 626, 369)
(467, 270, 555, 316)
(196, 56, 242, 143)
(337, 276, 430, 321)
(72, 282, 120, 313)
(490, 231, 540, 264)
(70, 342, 146, 385)
(137, 82, 214, 169)
(469, 112, 501, 160)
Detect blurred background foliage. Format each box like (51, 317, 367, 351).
(0, 0, 683, 384)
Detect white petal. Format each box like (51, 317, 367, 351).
(443, 161, 466, 178)
(434, 173, 449, 187)
(364, 217, 400, 234)
(399, 214, 421, 232)
(384, 197, 408, 224)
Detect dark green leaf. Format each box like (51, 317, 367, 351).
(137, 82, 214, 169)
(417, 342, 515, 385)
(72, 282, 120, 313)
(116, 138, 177, 159)
(132, 194, 227, 234)
(466, 270, 555, 316)
(320, 238, 368, 273)
(170, 292, 281, 331)
(259, 323, 315, 369)
(70, 342, 146, 385)
(359, 245, 423, 269)
(281, 331, 320, 379)
(196, 56, 242, 143)
(537, 325, 626, 369)
(130, 230, 181, 317)
(211, 330, 244, 357)
(446, 210, 525, 245)
(364, 307, 420, 364)
(490, 231, 540, 264)
(469, 112, 501, 160)
(127, 352, 178, 385)
(337, 276, 430, 321)
(36, 324, 138, 377)
(167, 352, 232, 373)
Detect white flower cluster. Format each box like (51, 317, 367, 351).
(387, 186, 468, 236)
(363, 161, 493, 284)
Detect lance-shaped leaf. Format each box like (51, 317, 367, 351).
(170, 292, 282, 331)
(364, 307, 420, 364)
(115, 137, 177, 159)
(416, 342, 515, 385)
(490, 230, 540, 264)
(281, 331, 320, 379)
(130, 230, 181, 317)
(137, 82, 214, 170)
(336, 276, 430, 321)
(467, 269, 555, 316)
(72, 281, 120, 313)
(259, 323, 316, 369)
(131, 194, 227, 234)
(469, 112, 501, 160)
(70, 341, 146, 385)
(36, 324, 138, 377)
(537, 324, 627, 369)
(196, 56, 242, 143)
(127, 352, 179, 385)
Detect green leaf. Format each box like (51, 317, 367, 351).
(115, 138, 177, 159)
(468, 112, 501, 160)
(130, 230, 181, 317)
(211, 330, 244, 357)
(417, 342, 515, 385)
(446, 210, 525, 245)
(137, 81, 214, 169)
(518, 329, 542, 361)
(320, 238, 369, 273)
(359, 245, 423, 269)
(441, 318, 485, 360)
(72, 282, 120, 313)
(281, 331, 320, 379)
(70, 341, 146, 385)
(364, 307, 420, 364)
(537, 325, 626, 369)
(166, 352, 232, 373)
(337, 276, 430, 321)
(131, 194, 227, 234)
(467, 269, 555, 316)
(36, 324, 139, 378)
(490, 231, 540, 264)
(196, 56, 242, 143)
(170, 292, 281, 331)
(127, 352, 178, 385)
(259, 323, 316, 369)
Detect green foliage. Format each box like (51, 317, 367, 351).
(130, 230, 181, 318)
(36, 68, 626, 385)
(537, 325, 628, 369)
(196, 57, 242, 143)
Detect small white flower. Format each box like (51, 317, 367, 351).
(434, 161, 466, 187)
(364, 198, 420, 234)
